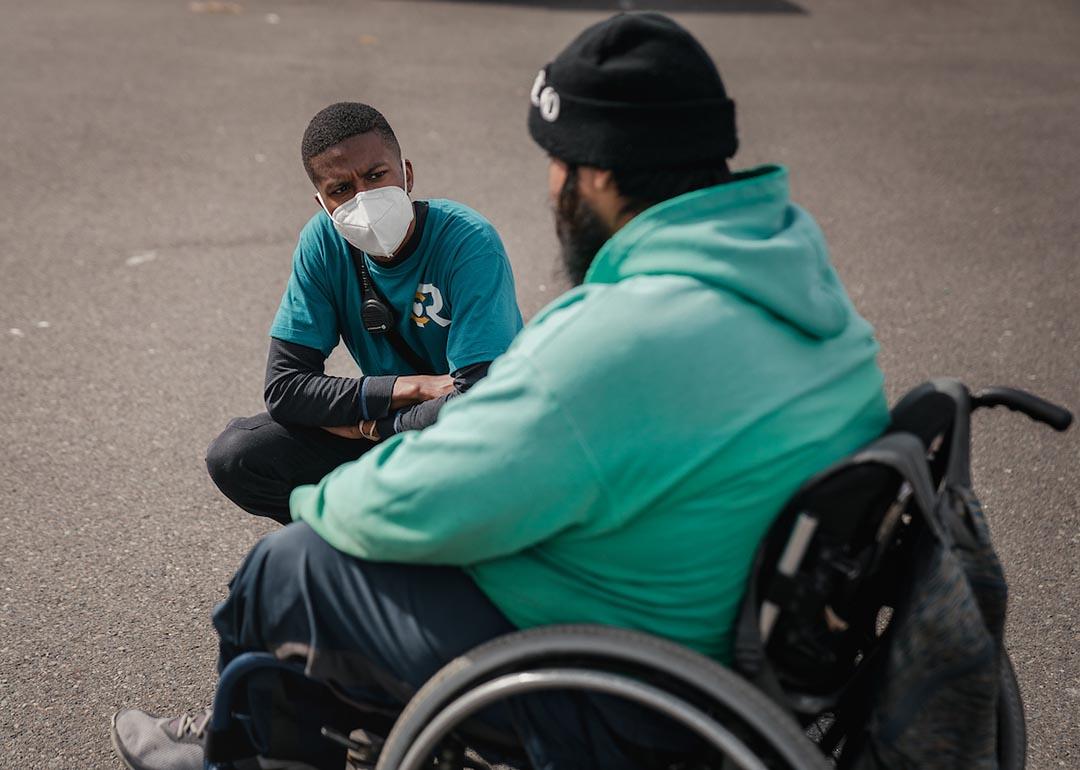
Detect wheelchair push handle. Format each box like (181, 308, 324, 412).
(972, 387, 1073, 432)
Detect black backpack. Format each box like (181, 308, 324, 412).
(734, 380, 1069, 769)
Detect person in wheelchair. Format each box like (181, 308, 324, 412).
(112, 12, 890, 770)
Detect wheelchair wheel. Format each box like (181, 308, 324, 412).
(998, 650, 1026, 770)
(375, 625, 831, 770)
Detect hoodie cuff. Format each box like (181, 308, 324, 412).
(360, 376, 397, 420)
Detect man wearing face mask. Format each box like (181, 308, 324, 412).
(203, 102, 523, 525)
(112, 14, 889, 770)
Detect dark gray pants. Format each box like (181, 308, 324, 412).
(205, 413, 374, 524)
(212, 524, 699, 770)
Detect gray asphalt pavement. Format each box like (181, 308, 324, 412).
(1, 0, 1078, 768)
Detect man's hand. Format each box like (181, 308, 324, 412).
(391, 374, 455, 409)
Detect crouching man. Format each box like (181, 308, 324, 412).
(113, 13, 889, 770)
(205, 102, 523, 524)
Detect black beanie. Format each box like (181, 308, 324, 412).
(528, 12, 737, 171)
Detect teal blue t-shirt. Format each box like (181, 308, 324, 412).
(271, 199, 523, 375)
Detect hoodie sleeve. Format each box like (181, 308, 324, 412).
(289, 353, 610, 565)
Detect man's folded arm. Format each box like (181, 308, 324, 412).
(375, 361, 491, 437)
(264, 337, 396, 426)
(291, 356, 609, 565)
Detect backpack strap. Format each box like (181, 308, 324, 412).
(849, 433, 942, 540)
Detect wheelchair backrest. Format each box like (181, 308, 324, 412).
(734, 432, 930, 709)
(733, 381, 981, 708)
(734, 380, 1010, 768)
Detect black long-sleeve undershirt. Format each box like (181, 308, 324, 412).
(263, 337, 489, 436)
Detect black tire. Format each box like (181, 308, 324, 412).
(375, 624, 831, 770)
(998, 650, 1026, 770)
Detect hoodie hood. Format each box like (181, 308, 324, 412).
(585, 165, 850, 340)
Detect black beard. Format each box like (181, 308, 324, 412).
(554, 170, 612, 286)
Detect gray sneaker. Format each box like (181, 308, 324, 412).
(111, 706, 323, 770)
(110, 707, 210, 770)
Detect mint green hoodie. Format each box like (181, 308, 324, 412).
(292, 165, 888, 663)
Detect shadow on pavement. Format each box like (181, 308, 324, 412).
(398, 0, 807, 14)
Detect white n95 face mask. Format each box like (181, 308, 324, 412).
(319, 161, 414, 257)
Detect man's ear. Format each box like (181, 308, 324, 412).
(577, 166, 624, 232)
(405, 159, 414, 194)
(587, 168, 616, 194)
(576, 167, 618, 205)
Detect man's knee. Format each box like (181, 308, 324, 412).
(224, 523, 341, 614)
(205, 415, 276, 498)
(206, 422, 250, 495)
(257, 521, 330, 567)
(213, 523, 329, 654)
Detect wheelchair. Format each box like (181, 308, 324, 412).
(204, 379, 1072, 770)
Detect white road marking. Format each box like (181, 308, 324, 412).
(125, 251, 158, 266)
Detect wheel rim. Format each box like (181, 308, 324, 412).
(393, 668, 807, 770)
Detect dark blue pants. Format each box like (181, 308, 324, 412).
(212, 523, 698, 770)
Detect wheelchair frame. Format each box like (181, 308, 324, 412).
(205, 380, 1071, 770)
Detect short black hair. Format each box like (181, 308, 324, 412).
(301, 102, 401, 183)
(613, 163, 732, 220)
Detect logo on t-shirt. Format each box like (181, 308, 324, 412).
(411, 283, 451, 328)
